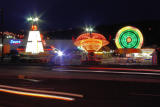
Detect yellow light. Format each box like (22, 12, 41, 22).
(94, 52, 103, 55)
(126, 37, 132, 43)
(0, 88, 74, 101)
(80, 39, 102, 52)
(74, 33, 109, 52)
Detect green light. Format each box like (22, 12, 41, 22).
(77, 46, 83, 50)
(115, 26, 143, 49)
(119, 30, 140, 48)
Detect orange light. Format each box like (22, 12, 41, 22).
(31, 25, 38, 31)
(0, 88, 74, 101)
(126, 37, 132, 43)
(74, 33, 109, 52)
(17, 48, 24, 51)
(44, 49, 52, 51)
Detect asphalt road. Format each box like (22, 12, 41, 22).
(1, 65, 160, 106)
(1, 64, 160, 82)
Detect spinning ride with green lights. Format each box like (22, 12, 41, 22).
(115, 26, 143, 49)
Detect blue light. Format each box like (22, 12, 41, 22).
(57, 51, 63, 56)
(10, 40, 22, 45)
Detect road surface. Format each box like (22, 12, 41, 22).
(0, 64, 160, 106)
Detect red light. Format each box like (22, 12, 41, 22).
(31, 25, 38, 31)
(44, 49, 52, 51)
(17, 48, 24, 51)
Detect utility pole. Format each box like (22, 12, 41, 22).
(0, 8, 4, 62)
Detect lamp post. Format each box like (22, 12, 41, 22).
(26, 16, 44, 54)
(85, 27, 95, 61)
(27, 17, 39, 22)
(0, 8, 4, 62)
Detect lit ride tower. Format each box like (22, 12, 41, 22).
(25, 25, 44, 54)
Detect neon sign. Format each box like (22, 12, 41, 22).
(10, 40, 22, 45)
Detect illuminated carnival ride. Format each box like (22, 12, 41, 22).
(74, 33, 109, 64)
(115, 26, 143, 53)
(25, 25, 44, 54)
(18, 23, 63, 63)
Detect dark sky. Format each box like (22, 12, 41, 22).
(0, 0, 160, 31)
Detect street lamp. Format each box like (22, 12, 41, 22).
(57, 51, 63, 56)
(85, 27, 94, 37)
(85, 27, 93, 34)
(27, 17, 33, 21)
(27, 17, 39, 26)
(27, 17, 39, 30)
(33, 17, 39, 22)
(27, 17, 39, 22)
(0, 8, 4, 62)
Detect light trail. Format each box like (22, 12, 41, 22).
(0, 88, 74, 101)
(53, 69, 160, 76)
(0, 84, 83, 98)
(0, 84, 84, 101)
(65, 66, 160, 72)
(88, 67, 160, 72)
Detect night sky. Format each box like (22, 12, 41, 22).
(1, 0, 160, 31)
